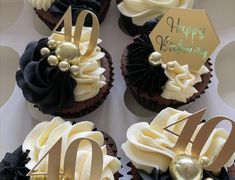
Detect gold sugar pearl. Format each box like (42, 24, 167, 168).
(169, 154, 203, 180)
(166, 62, 176, 70)
(47, 40, 58, 49)
(148, 51, 162, 66)
(58, 61, 70, 72)
(40, 47, 50, 56)
(47, 55, 59, 66)
(70, 65, 80, 76)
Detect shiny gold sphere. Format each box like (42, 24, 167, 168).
(58, 61, 70, 72)
(40, 47, 50, 56)
(169, 154, 203, 180)
(70, 65, 80, 76)
(166, 62, 176, 70)
(47, 40, 57, 49)
(199, 156, 211, 168)
(56, 42, 79, 61)
(47, 55, 59, 66)
(205, 178, 214, 180)
(148, 51, 162, 66)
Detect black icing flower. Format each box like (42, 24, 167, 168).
(0, 146, 30, 180)
(126, 33, 168, 96)
(16, 38, 77, 114)
(50, 0, 103, 26)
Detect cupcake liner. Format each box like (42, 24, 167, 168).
(126, 162, 233, 180)
(121, 46, 213, 113)
(35, 0, 112, 30)
(0, 129, 122, 179)
(53, 47, 114, 118)
(33, 47, 114, 119)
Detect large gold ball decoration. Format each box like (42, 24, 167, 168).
(148, 51, 162, 66)
(70, 65, 80, 76)
(169, 154, 203, 180)
(47, 40, 58, 49)
(47, 55, 59, 66)
(58, 61, 70, 72)
(56, 42, 79, 61)
(40, 47, 50, 56)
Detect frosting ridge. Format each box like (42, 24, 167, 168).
(161, 61, 209, 102)
(118, 0, 194, 26)
(23, 117, 121, 179)
(122, 107, 235, 174)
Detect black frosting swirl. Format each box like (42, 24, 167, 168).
(0, 146, 30, 180)
(126, 33, 168, 96)
(49, 0, 103, 26)
(16, 38, 77, 114)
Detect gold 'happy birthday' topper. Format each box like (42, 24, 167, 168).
(149, 8, 220, 71)
(164, 108, 235, 171)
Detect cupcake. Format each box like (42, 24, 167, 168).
(16, 10, 114, 118)
(122, 107, 235, 179)
(29, 0, 111, 30)
(121, 31, 212, 112)
(0, 117, 121, 179)
(117, 0, 194, 36)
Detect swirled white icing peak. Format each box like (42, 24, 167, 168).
(23, 117, 121, 179)
(161, 61, 209, 102)
(50, 27, 106, 101)
(122, 107, 235, 173)
(29, 0, 55, 11)
(118, 0, 194, 25)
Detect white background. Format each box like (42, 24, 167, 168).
(0, 0, 235, 178)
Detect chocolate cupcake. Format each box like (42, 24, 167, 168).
(122, 107, 235, 180)
(117, 0, 194, 36)
(121, 32, 212, 112)
(29, 0, 111, 30)
(0, 117, 121, 179)
(16, 25, 114, 118)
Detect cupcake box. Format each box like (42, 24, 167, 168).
(0, 0, 235, 178)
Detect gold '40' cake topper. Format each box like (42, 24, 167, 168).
(149, 8, 220, 71)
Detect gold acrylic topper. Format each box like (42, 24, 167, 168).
(149, 8, 220, 71)
(53, 6, 99, 56)
(27, 137, 103, 180)
(164, 108, 235, 171)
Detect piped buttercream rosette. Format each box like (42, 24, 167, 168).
(122, 108, 235, 178)
(118, 0, 194, 26)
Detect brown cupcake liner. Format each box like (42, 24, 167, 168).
(121, 46, 213, 113)
(34, 47, 114, 118)
(35, 0, 112, 30)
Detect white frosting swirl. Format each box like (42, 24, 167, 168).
(29, 0, 55, 11)
(50, 27, 107, 101)
(122, 107, 235, 173)
(118, 0, 194, 26)
(23, 117, 121, 180)
(161, 61, 209, 102)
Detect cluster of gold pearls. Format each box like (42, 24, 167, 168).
(169, 154, 203, 180)
(148, 51, 162, 66)
(40, 39, 81, 76)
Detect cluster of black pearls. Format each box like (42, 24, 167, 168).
(40, 39, 81, 76)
